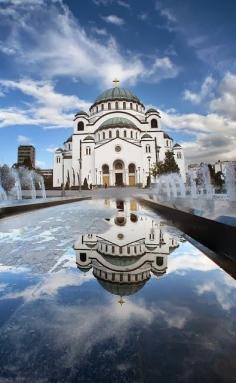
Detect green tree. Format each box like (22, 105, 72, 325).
(151, 151, 179, 177)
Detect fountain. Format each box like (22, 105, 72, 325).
(153, 163, 236, 202)
(0, 164, 47, 203)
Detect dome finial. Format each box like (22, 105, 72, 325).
(113, 78, 120, 87)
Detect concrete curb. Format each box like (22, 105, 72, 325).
(0, 196, 92, 219)
(137, 197, 236, 262)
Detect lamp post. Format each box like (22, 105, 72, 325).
(156, 146, 161, 163)
(147, 156, 151, 176)
(78, 158, 82, 191)
(147, 155, 151, 188)
(99, 170, 102, 186)
(138, 166, 141, 186)
(95, 168, 97, 186)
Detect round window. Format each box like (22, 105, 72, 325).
(115, 145, 121, 152)
(117, 233, 124, 239)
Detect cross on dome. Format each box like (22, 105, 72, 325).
(113, 78, 120, 87)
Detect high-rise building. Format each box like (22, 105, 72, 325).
(17, 145, 36, 168)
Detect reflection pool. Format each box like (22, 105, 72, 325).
(0, 199, 235, 382)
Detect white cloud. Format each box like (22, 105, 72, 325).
(0, 0, 179, 87)
(101, 14, 124, 26)
(91, 27, 108, 36)
(209, 72, 236, 120)
(36, 159, 46, 168)
(184, 75, 216, 104)
(0, 79, 91, 128)
(46, 146, 59, 153)
(17, 134, 32, 144)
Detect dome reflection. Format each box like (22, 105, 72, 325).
(74, 200, 179, 298)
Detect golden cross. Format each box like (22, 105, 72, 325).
(113, 78, 120, 87)
(118, 296, 125, 306)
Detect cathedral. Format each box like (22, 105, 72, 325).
(53, 82, 185, 188)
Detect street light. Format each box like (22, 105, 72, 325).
(95, 168, 98, 186)
(138, 166, 141, 185)
(147, 155, 151, 188)
(147, 155, 151, 176)
(156, 145, 161, 163)
(78, 158, 82, 191)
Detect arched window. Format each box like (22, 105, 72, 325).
(101, 104, 104, 111)
(123, 102, 126, 110)
(135, 132, 138, 139)
(103, 131, 105, 140)
(86, 147, 91, 155)
(114, 161, 123, 170)
(156, 257, 164, 266)
(98, 134, 100, 141)
(136, 104, 138, 111)
(116, 130, 119, 138)
(108, 102, 111, 110)
(96, 106, 98, 113)
(124, 130, 127, 138)
(80, 253, 86, 262)
(130, 131, 133, 138)
(115, 101, 119, 109)
(151, 119, 158, 128)
(166, 140, 169, 146)
(77, 121, 84, 131)
(177, 152, 182, 159)
(57, 157, 60, 163)
(128, 163, 135, 173)
(102, 164, 109, 174)
(109, 130, 112, 138)
(130, 103, 133, 109)
(146, 144, 151, 153)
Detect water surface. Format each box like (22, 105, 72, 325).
(0, 199, 235, 382)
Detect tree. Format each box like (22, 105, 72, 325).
(151, 151, 179, 177)
(163, 151, 180, 173)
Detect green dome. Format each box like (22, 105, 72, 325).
(95, 87, 141, 104)
(97, 278, 147, 297)
(146, 108, 158, 114)
(100, 117, 136, 129)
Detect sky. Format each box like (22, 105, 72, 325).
(0, 0, 236, 168)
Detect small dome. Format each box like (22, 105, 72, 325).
(146, 108, 159, 114)
(64, 135, 72, 143)
(164, 132, 172, 140)
(75, 111, 89, 117)
(77, 264, 92, 272)
(173, 143, 181, 148)
(141, 133, 152, 139)
(55, 147, 63, 152)
(95, 87, 141, 104)
(83, 135, 95, 141)
(100, 117, 136, 129)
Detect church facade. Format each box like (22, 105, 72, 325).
(53, 85, 185, 188)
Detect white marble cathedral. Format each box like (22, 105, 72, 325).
(53, 82, 185, 188)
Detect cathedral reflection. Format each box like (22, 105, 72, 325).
(74, 200, 179, 299)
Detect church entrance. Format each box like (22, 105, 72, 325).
(113, 160, 125, 186)
(115, 173, 123, 186)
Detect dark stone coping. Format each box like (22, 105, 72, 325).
(0, 197, 92, 219)
(137, 197, 236, 265)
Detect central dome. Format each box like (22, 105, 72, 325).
(95, 87, 141, 104)
(100, 117, 136, 129)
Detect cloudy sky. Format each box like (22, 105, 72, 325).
(0, 0, 236, 168)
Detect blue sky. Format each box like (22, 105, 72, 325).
(0, 0, 236, 168)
